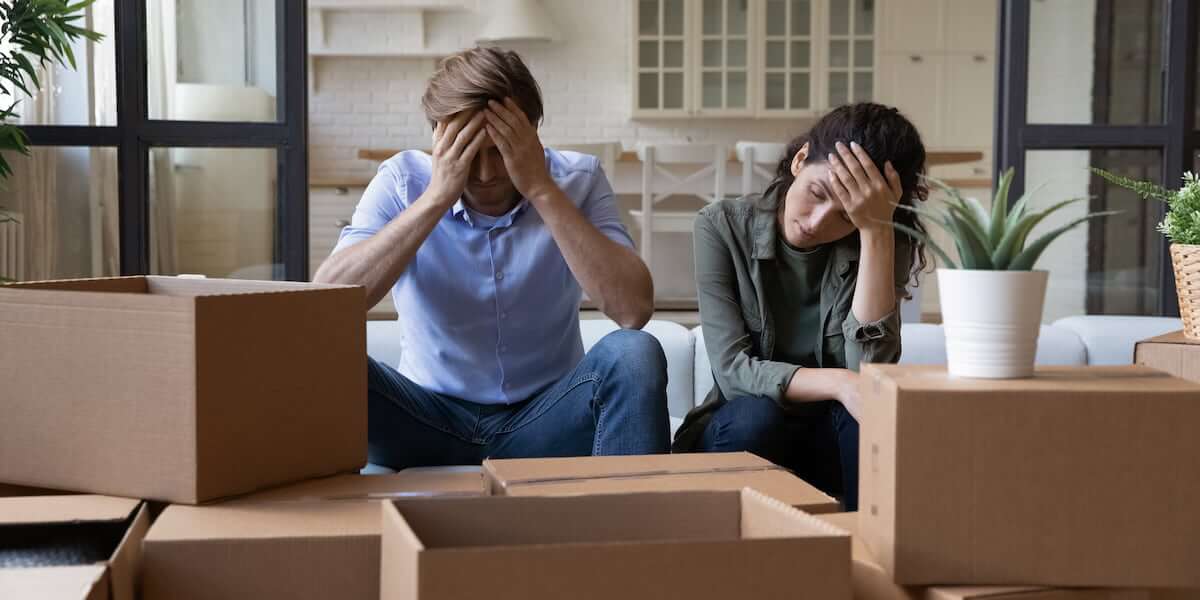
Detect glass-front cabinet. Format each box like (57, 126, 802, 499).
(632, 0, 877, 118)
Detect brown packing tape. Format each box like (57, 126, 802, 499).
(498, 464, 787, 489)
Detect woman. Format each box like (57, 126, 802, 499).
(673, 103, 929, 511)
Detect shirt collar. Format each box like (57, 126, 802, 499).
(452, 196, 530, 229)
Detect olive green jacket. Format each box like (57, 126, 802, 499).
(672, 190, 910, 451)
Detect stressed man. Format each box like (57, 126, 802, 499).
(314, 47, 669, 468)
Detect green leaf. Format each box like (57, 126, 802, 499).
(892, 221, 958, 270)
(1007, 211, 1121, 271)
(947, 212, 994, 269)
(1090, 167, 1171, 201)
(988, 168, 1014, 248)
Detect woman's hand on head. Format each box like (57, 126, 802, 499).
(826, 141, 902, 236)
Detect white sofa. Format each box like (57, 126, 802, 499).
(365, 315, 1183, 434)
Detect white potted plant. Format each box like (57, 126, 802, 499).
(1092, 168, 1200, 339)
(894, 169, 1115, 378)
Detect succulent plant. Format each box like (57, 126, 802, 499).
(892, 168, 1117, 271)
(1091, 168, 1200, 246)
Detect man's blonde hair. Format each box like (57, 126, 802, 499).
(421, 47, 544, 128)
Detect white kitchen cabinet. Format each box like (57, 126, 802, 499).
(631, 0, 877, 118)
(881, 53, 943, 145)
(879, 0, 941, 55)
(944, 0, 997, 54)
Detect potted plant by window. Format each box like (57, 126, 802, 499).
(894, 169, 1116, 378)
(0, 0, 102, 282)
(1092, 168, 1200, 339)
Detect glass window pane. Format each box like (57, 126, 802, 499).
(664, 0, 685, 35)
(727, 71, 747, 108)
(704, 40, 723, 67)
(6, 0, 116, 126)
(148, 0, 277, 122)
(766, 73, 786, 109)
(829, 72, 849, 106)
(1027, 0, 1163, 124)
(1023, 149, 1163, 319)
(703, 72, 723, 108)
(830, 0, 850, 35)
(767, 0, 786, 36)
(639, 73, 659, 109)
(767, 41, 787, 68)
(855, 0, 875, 35)
(853, 72, 874, 102)
(727, 0, 748, 35)
(663, 41, 684, 68)
(639, 0, 659, 34)
(854, 40, 874, 68)
(0, 146, 119, 281)
(150, 147, 280, 278)
(639, 41, 659, 68)
(789, 73, 811, 109)
(791, 0, 811, 36)
(727, 40, 747, 68)
(663, 72, 685, 109)
(830, 40, 850, 68)
(791, 41, 811, 68)
(703, 0, 722, 35)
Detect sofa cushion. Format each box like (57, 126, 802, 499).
(1052, 315, 1183, 365)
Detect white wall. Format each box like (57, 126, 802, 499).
(308, 0, 809, 179)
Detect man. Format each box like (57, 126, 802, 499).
(314, 47, 669, 469)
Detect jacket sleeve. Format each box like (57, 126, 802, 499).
(694, 212, 799, 402)
(840, 238, 911, 370)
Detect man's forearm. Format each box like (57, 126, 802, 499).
(530, 186, 654, 329)
(313, 191, 448, 308)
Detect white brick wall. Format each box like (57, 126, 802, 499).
(308, 0, 812, 179)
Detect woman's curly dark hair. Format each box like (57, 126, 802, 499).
(764, 102, 930, 289)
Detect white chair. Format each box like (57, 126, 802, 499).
(734, 141, 788, 196)
(553, 141, 621, 176)
(629, 143, 726, 269)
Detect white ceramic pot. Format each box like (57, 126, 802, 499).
(937, 268, 1049, 379)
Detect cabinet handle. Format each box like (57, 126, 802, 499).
(335, 187, 349, 195)
(909, 55, 923, 63)
(335, 219, 350, 228)
(973, 54, 987, 63)
(973, 167, 985, 175)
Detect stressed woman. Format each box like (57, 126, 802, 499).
(673, 103, 929, 511)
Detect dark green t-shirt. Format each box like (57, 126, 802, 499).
(764, 239, 831, 368)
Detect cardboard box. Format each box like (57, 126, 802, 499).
(0, 276, 366, 504)
(142, 469, 482, 600)
(0, 495, 150, 600)
(0, 482, 70, 497)
(483, 451, 841, 513)
(817, 512, 1161, 600)
(858, 364, 1200, 588)
(380, 489, 851, 600)
(1135, 331, 1200, 382)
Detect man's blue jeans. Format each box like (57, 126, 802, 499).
(367, 329, 671, 469)
(695, 395, 859, 511)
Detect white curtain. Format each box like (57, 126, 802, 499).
(10, 69, 59, 280)
(146, 0, 179, 275)
(91, 0, 119, 277)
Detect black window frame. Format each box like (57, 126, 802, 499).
(19, 0, 309, 281)
(995, 0, 1198, 317)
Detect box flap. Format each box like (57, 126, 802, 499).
(145, 500, 380, 543)
(862, 364, 1200, 394)
(145, 276, 358, 297)
(0, 565, 107, 600)
(106, 503, 149, 600)
(0, 496, 139, 527)
(484, 452, 773, 490)
(1137, 331, 1198, 347)
(224, 468, 483, 504)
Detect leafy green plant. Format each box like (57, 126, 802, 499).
(1091, 169, 1200, 246)
(0, 0, 102, 282)
(892, 168, 1117, 270)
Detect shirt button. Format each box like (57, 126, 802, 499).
(496, 272, 504, 280)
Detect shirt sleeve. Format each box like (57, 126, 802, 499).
(331, 161, 409, 255)
(840, 237, 911, 369)
(578, 162, 635, 249)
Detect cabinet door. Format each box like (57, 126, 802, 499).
(633, 0, 690, 115)
(759, 0, 816, 114)
(940, 52, 994, 178)
(880, 52, 943, 145)
(944, 0, 997, 55)
(825, 0, 877, 107)
(879, 0, 941, 54)
(696, 0, 753, 115)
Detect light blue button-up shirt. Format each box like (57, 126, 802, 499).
(334, 148, 634, 405)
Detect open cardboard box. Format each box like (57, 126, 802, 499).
(483, 451, 840, 513)
(1135, 331, 1200, 383)
(142, 468, 483, 600)
(0, 495, 149, 600)
(858, 364, 1200, 588)
(0, 276, 366, 504)
(380, 489, 851, 600)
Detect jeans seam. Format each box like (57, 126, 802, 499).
(494, 373, 600, 436)
(592, 378, 606, 455)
